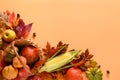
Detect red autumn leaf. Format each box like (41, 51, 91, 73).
(22, 23, 33, 38)
(71, 49, 94, 68)
(42, 41, 69, 61)
(42, 42, 58, 58)
(14, 19, 33, 38)
(6, 10, 10, 15)
(8, 12, 15, 23)
(48, 47, 58, 57)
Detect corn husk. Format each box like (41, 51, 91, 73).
(38, 50, 80, 73)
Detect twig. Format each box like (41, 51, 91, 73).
(11, 41, 34, 75)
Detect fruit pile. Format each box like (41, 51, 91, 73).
(0, 10, 103, 80)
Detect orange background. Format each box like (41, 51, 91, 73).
(1, 0, 120, 80)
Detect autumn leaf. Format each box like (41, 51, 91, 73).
(57, 41, 69, 53)
(22, 23, 33, 38)
(8, 12, 15, 23)
(40, 72, 53, 80)
(56, 71, 65, 80)
(71, 49, 94, 67)
(42, 42, 58, 58)
(14, 19, 33, 38)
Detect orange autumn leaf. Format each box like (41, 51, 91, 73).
(56, 71, 65, 80)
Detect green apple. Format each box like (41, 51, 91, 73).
(2, 29, 16, 42)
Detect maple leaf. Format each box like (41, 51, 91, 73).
(14, 19, 33, 38)
(71, 49, 94, 67)
(8, 12, 15, 24)
(80, 49, 93, 61)
(6, 10, 10, 15)
(57, 41, 69, 53)
(42, 42, 58, 58)
(42, 41, 69, 60)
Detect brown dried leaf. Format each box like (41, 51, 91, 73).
(15, 38, 37, 47)
(42, 42, 58, 59)
(40, 72, 53, 80)
(86, 55, 94, 60)
(42, 48, 47, 53)
(80, 49, 93, 61)
(57, 41, 63, 48)
(46, 42, 51, 51)
(85, 49, 89, 58)
(72, 49, 94, 67)
(56, 41, 69, 53)
(56, 71, 65, 80)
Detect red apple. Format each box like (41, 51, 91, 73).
(66, 67, 83, 80)
(21, 46, 40, 65)
(2, 29, 16, 42)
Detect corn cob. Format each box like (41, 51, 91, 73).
(38, 50, 80, 73)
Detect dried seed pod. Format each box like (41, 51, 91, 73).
(106, 70, 110, 74)
(32, 32, 36, 38)
(13, 56, 27, 68)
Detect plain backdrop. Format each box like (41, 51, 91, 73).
(1, 0, 120, 80)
